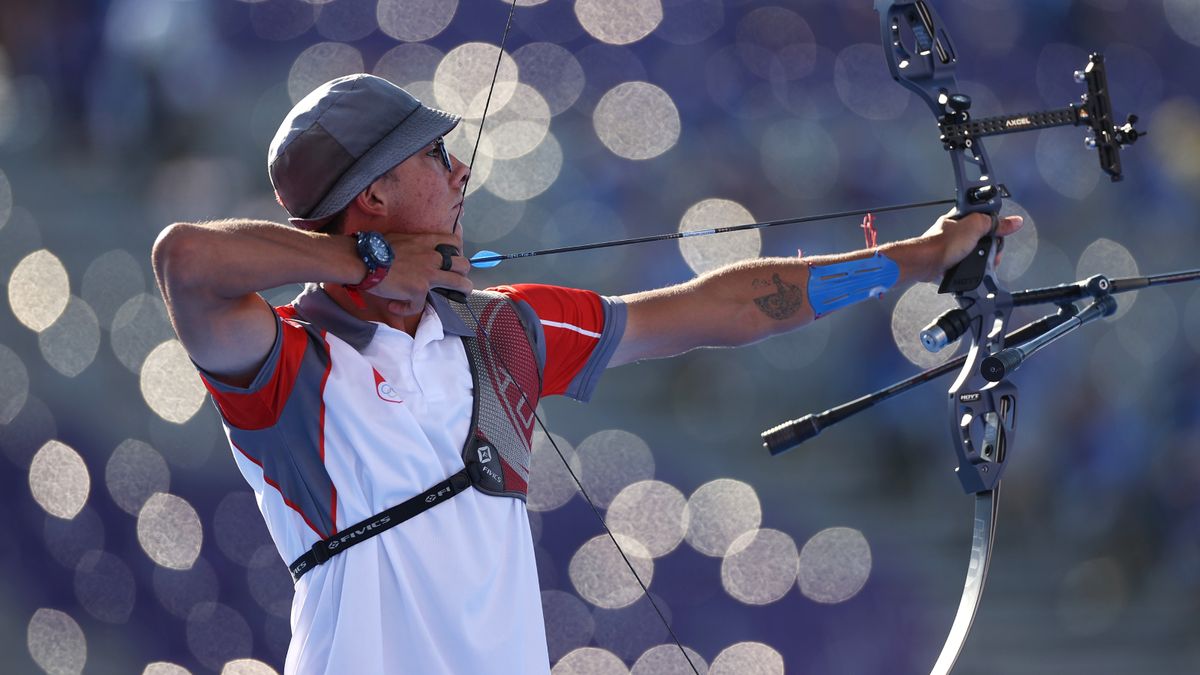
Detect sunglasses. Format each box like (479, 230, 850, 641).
(428, 137, 452, 172)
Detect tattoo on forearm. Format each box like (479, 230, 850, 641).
(753, 274, 805, 320)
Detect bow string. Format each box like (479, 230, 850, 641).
(461, 3, 703, 673)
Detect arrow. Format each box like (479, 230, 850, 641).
(468, 196, 958, 268)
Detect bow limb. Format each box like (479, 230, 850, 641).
(931, 488, 1000, 675)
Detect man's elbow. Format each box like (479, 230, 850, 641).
(151, 222, 205, 292)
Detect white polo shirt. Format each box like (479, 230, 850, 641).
(200, 284, 626, 675)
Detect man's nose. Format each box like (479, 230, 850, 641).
(450, 154, 470, 186)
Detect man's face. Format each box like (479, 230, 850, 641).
(373, 137, 470, 236)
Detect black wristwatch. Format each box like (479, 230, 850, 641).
(345, 231, 394, 292)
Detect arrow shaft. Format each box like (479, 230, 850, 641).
(470, 196, 957, 265)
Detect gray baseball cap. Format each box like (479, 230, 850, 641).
(268, 74, 460, 229)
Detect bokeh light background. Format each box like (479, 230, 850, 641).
(2, 0, 1200, 673)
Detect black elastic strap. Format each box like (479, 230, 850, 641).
(289, 468, 473, 580)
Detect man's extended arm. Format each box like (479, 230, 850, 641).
(610, 211, 1022, 367)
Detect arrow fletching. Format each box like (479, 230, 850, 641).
(470, 250, 503, 268)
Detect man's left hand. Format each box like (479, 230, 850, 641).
(917, 210, 1024, 283)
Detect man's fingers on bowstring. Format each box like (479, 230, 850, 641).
(431, 244, 472, 276)
(449, 254, 471, 276)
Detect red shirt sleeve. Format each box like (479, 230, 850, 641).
(490, 284, 612, 397)
(199, 306, 311, 430)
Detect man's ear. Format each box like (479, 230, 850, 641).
(352, 178, 391, 217)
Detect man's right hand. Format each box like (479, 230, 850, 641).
(372, 232, 473, 315)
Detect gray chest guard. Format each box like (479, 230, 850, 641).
(446, 290, 543, 500)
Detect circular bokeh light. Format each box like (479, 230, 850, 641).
(247, 545, 293, 618)
(593, 81, 680, 160)
(112, 293, 176, 374)
(720, 528, 799, 605)
(81, 248, 145, 328)
(575, 429, 655, 508)
(482, 82, 551, 160)
(605, 480, 687, 558)
(140, 340, 208, 424)
(631, 644, 708, 675)
(834, 43, 910, 120)
(513, 42, 585, 115)
(221, 659, 279, 675)
(29, 440, 90, 519)
(569, 533, 654, 609)
(374, 43, 444, 89)
(27, 608, 87, 675)
(38, 296, 101, 377)
(684, 478, 761, 557)
(576, 0, 663, 45)
(709, 641, 783, 675)
(74, 550, 137, 623)
(483, 131, 562, 201)
(677, 199, 758, 276)
(796, 526, 872, 604)
(287, 42, 364, 104)
(434, 42, 518, 119)
(106, 438, 171, 516)
(9, 249, 69, 332)
(138, 492, 203, 570)
(553, 646, 629, 675)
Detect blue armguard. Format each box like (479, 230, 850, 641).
(807, 252, 900, 317)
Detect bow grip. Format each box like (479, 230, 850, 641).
(938, 186, 1003, 294)
(939, 233, 996, 294)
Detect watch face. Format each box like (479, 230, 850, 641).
(365, 233, 393, 265)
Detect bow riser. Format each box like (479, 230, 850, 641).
(877, 0, 1016, 487)
(876, 2, 1016, 672)
(876, 0, 1003, 222)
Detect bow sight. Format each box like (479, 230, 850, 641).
(936, 53, 1142, 183)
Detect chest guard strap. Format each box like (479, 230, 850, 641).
(289, 469, 472, 580)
